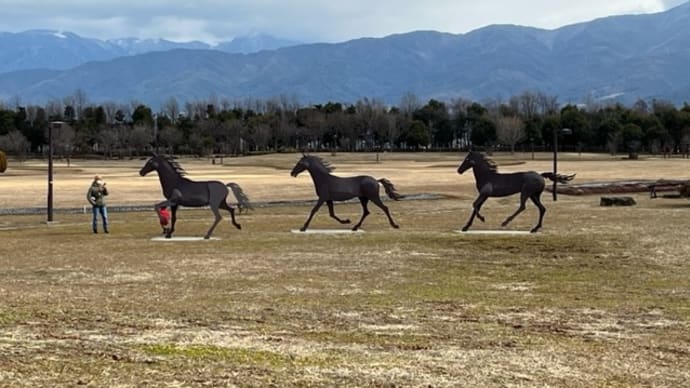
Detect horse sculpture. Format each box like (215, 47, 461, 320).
(139, 154, 252, 239)
(457, 151, 575, 233)
(290, 154, 402, 232)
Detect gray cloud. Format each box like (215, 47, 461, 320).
(662, 0, 687, 7)
(0, 0, 682, 43)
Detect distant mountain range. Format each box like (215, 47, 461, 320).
(1, 2, 690, 108)
(0, 30, 302, 73)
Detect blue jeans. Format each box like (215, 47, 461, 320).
(92, 205, 108, 232)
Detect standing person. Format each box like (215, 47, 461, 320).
(87, 175, 109, 233)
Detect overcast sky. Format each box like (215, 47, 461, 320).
(0, 0, 687, 44)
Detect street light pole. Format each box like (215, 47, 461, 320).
(552, 128, 558, 201)
(552, 128, 572, 201)
(47, 121, 60, 222)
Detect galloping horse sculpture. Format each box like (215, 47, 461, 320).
(457, 151, 575, 233)
(290, 154, 402, 231)
(139, 154, 252, 239)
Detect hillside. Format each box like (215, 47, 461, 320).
(1, 3, 689, 107)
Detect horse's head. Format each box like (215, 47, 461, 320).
(290, 154, 310, 177)
(139, 154, 161, 176)
(457, 151, 477, 174)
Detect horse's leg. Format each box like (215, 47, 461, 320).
(327, 200, 350, 224)
(529, 193, 546, 233)
(219, 200, 241, 230)
(501, 192, 528, 227)
(462, 195, 487, 231)
(370, 196, 399, 229)
(300, 199, 324, 231)
(476, 211, 486, 223)
(204, 205, 223, 239)
(166, 189, 183, 238)
(168, 204, 178, 238)
(352, 197, 370, 231)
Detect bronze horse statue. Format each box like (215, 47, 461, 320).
(139, 154, 252, 239)
(458, 151, 574, 233)
(290, 154, 402, 231)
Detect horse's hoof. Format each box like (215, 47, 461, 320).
(392, 224, 400, 229)
(461, 227, 469, 232)
(342, 219, 351, 224)
(299, 227, 307, 232)
(351, 226, 359, 231)
(235, 223, 242, 230)
(530, 228, 540, 233)
(204, 236, 210, 239)
(165, 235, 172, 239)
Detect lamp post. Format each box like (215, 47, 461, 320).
(47, 121, 63, 222)
(552, 127, 572, 201)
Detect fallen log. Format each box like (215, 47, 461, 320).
(552, 179, 690, 196)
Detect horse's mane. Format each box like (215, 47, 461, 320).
(306, 155, 335, 172)
(161, 155, 187, 176)
(475, 152, 498, 173)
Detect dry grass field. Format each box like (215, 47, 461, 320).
(1, 152, 689, 387)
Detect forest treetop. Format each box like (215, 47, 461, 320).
(1, 90, 689, 159)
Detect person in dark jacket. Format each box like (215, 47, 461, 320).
(87, 175, 109, 233)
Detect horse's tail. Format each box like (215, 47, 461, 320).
(378, 178, 404, 201)
(541, 172, 576, 184)
(227, 183, 253, 212)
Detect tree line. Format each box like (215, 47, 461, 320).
(1, 90, 690, 160)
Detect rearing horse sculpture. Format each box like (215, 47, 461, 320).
(290, 154, 402, 231)
(139, 154, 252, 239)
(457, 151, 574, 233)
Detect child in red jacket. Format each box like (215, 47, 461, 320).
(157, 207, 171, 235)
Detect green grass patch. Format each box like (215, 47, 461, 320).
(137, 343, 341, 368)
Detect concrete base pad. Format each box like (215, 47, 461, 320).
(455, 230, 533, 235)
(291, 229, 364, 234)
(150, 236, 220, 241)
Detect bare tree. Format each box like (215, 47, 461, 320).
(523, 91, 540, 118)
(536, 93, 559, 115)
(355, 97, 387, 150)
(399, 92, 421, 117)
(383, 112, 400, 150)
(448, 97, 472, 117)
(161, 97, 180, 124)
(158, 126, 183, 154)
(297, 107, 326, 150)
(52, 123, 76, 166)
(129, 125, 154, 156)
(45, 99, 63, 120)
(98, 127, 119, 159)
(22, 105, 38, 127)
(184, 100, 207, 120)
(72, 89, 88, 119)
(101, 101, 120, 125)
(0, 130, 31, 160)
(496, 115, 526, 154)
(607, 131, 622, 156)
